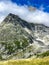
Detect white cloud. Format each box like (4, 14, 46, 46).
(0, 0, 49, 26)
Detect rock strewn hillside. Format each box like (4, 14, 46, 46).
(0, 13, 49, 60)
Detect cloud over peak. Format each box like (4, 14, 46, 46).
(0, 0, 49, 26)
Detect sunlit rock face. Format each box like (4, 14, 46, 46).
(0, 13, 49, 60)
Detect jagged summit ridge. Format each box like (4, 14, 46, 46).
(3, 13, 49, 27)
(3, 13, 33, 30)
(3, 13, 21, 23)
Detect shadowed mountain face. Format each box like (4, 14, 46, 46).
(0, 13, 49, 60)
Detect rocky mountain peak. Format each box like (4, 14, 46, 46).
(3, 13, 21, 23)
(0, 13, 49, 60)
(8, 13, 20, 19)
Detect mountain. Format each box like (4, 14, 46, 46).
(0, 13, 49, 60)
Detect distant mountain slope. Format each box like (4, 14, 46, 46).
(0, 13, 49, 60)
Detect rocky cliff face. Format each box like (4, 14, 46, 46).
(0, 13, 49, 60)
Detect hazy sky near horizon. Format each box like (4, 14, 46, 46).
(0, 0, 49, 26)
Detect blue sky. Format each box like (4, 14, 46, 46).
(11, 0, 49, 12)
(0, 0, 49, 26)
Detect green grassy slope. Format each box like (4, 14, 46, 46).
(0, 56, 49, 65)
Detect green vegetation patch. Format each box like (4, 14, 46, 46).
(37, 50, 49, 58)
